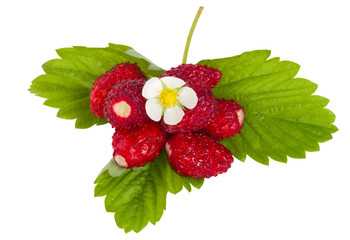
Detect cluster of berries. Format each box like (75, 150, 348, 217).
(89, 62, 244, 178)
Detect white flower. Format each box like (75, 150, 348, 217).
(142, 76, 198, 125)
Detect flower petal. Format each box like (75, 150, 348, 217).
(160, 76, 185, 89)
(178, 87, 198, 109)
(142, 77, 163, 99)
(145, 98, 163, 121)
(164, 105, 184, 125)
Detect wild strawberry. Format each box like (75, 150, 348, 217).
(161, 64, 222, 89)
(165, 133, 234, 178)
(90, 62, 145, 117)
(112, 121, 166, 168)
(104, 79, 149, 128)
(202, 99, 245, 140)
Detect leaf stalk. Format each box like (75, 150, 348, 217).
(182, 6, 204, 64)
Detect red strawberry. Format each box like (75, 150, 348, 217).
(112, 121, 166, 168)
(104, 79, 149, 128)
(165, 133, 233, 178)
(202, 99, 245, 140)
(163, 84, 216, 133)
(161, 64, 221, 89)
(90, 62, 145, 117)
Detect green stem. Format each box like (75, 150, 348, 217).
(182, 6, 204, 64)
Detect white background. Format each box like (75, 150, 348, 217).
(0, 0, 349, 239)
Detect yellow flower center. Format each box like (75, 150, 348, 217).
(159, 88, 179, 108)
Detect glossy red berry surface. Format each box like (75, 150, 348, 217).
(161, 64, 222, 89)
(90, 62, 145, 117)
(112, 121, 166, 168)
(165, 133, 234, 178)
(203, 99, 245, 140)
(104, 79, 149, 129)
(163, 84, 216, 133)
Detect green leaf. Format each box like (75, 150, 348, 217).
(29, 44, 165, 129)
(98, 159, 128, 178)
(94, 151, 204, 233)
(107, 44, 165, 77)
(198, 50, 337, 165)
